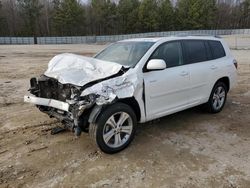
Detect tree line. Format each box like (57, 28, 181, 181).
(0, 0, 250, 37)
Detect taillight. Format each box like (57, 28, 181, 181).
(233, 59, 238, 69)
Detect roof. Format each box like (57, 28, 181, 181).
(120, 37, 163, 42)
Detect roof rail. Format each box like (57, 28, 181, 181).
(173, 33, 221, 38)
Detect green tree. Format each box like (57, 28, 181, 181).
(90, 0, 117, 35)
(0, 1, 2, 21)
(158, 0, 175, 31)
(18, 0, 43, 37)
(177, 0, 202, 29)
(90, 0, 105, 35)
(117, 0, 140, 33)
(138, 0, 159, 32)
(201, 0, 216, 29)
(102, 0, 117, 35)
(176, 0, 216, 30)
(54, 0, 85, 36)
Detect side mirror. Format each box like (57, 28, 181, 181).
(146, 59, 167, 71)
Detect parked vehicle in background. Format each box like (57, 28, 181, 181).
(24, 36, 238, 154)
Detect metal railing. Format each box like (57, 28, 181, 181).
(0, 29, 250, 47)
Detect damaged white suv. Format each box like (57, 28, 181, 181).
(24, 36, 237, 153)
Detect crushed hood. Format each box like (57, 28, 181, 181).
(44, 53, 123, 86)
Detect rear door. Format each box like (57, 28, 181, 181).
(182, 40, 216, 104)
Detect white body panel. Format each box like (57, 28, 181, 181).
(24, 36, 237, 124)
(134, 36, 237, 122)
(144, 65, 190, 120)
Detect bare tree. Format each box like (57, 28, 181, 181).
(2, 0, 20, 36)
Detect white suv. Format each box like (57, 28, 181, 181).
(24, 36, 237, 153)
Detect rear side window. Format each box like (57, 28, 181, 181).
(183, 40, 208, 64)
(208, 41, 226, 59)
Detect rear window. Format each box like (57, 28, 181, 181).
(208, 41, 226, 59)
(183, 40, 208, 64)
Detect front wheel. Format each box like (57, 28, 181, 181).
(205, 82, 228, 113)
(89, 103, 137, 154)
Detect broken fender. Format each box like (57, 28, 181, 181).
(80, 73, 141, 105)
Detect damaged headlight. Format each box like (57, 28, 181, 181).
(69, 82, 119, 108)
(70, 86, 81, 100)
(67, 94, 97, 105)
(68, 94, 97, 118)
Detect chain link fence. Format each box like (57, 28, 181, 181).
(1, 29, 250, 49)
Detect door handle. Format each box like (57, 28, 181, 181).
(210, 65, 218, 70)
(180, 71, 189, 76)
(149, 80, 157, 83)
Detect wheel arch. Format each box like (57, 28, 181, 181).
(88, 97, 141, 125)
(215, 77, 230, 92)
(117, 97, 141, 122)
(207, 76, 230, 103)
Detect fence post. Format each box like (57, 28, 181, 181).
(34, 36, 37, 44)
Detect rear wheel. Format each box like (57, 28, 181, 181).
(89, 103, 137, 154)
(205, 82, 227, 113)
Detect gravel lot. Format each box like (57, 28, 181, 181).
(0, 43, 250, 188)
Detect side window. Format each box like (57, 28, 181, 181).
(183, 40, 208, 64)
(150, 42, 183, 68)
(204, 41, 213, 60)
(208, 41, 226, 59)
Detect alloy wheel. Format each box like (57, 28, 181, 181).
(102, 112, 133, 148)
(212, 86, 226, 111)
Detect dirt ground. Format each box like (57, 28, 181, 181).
(0, 43, 250, 188)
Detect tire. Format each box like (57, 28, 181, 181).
(89, 102, 137, 154)
(205, 81, 228, 113)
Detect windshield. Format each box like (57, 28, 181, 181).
(95, 41, 154, 67)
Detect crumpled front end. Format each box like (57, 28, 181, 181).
(24, 54, 141, 136)
(24, 75, 98, 134)
(24, 73, 140, 135)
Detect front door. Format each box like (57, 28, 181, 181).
(143, 41, 191, 120)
